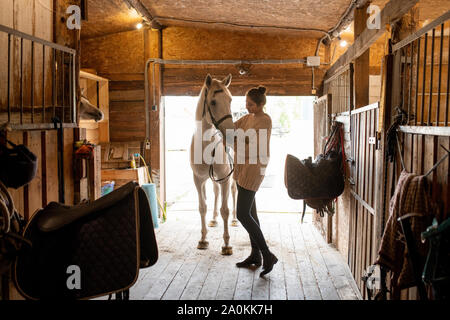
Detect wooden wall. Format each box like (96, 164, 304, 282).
(79, 71, 110, 145)
(0, 0, 83, 299)
(0, 0, 54, 123)
(161, 26, 327, 96)
(81, 29, 146, 143)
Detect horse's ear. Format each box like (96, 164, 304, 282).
(222, 74, 232, 87)
(204, 74, 212, 89)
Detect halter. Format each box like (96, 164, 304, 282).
(202, 87, 234, 183)
(202, 88, 233, 130)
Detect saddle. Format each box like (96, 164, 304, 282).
(284, 122, 345, 222)
(13, 181, 158, 300)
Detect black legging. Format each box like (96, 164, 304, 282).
(236, 183, 269, 253)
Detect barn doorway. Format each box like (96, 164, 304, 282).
(162, 95, 316, 216)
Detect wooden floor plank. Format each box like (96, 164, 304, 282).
(232, 219, 256, 301)
(129, 221, 191, 299)
(144, 223, 200, 300)
(279, 218, 305, 300)
(215, 223, 241, 300)
(126, 211, 360, 301)
(302, 225, 340, 300)
(291, 222, 318, 286)
(310, 224, 362, 300)
(267, 217, 287, 300)
(180, 222, 225, 300)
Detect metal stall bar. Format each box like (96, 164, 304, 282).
(7, 34, 11, 122)
(42, 44, 45, 122)
(391, 11, 450, 127)
(0, 24, 76, 129)
(428, 28, 435, 126)
(31, 41, 34, 123)
(435, 24, 444, 126)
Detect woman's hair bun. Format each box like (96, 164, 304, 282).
(257, 86, 267, 95)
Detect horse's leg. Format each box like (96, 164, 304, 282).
(220, 179, 232, 255)
(208, 181, 219, 227)
(230, 179, 238, 227)
(194, 175, 208, 249)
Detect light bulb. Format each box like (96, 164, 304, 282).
(136, 23, 143, 30)
(340, 40, 348, 47)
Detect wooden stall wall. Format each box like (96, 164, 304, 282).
(79, 70, 110, 145)
(312, 94, 333, 243)
(81, 29, 146, 143)
(1, 0, 82, 211)
(0, 0, 54, 124)
(161, 26, 327, 96)
(380, 11, 450, 300)
(0, 0, 82, 299)
(320, 65, 354, 262)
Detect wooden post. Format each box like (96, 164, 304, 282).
(144, 27, 165, 210)
(144, 28, 162, 171)
(354, 4, 370, 109)
(88, 145, 101, 200)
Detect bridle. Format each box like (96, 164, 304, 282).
(202, 88, 233, 130)
(202, 87, 234, 184)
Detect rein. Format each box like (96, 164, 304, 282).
(202, 88, 234, 184)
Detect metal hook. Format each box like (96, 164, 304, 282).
(396, 132, 406, 172)
(424, 145, 450, 178)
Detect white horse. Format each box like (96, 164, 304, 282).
(190, 74, 238, 255)
(79, 89, 104, 122)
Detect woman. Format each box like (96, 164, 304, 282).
(232, 86, 278, 277)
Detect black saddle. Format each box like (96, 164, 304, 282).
(13, 181, 158, 300)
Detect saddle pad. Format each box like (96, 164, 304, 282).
(14, 187, 140, 300)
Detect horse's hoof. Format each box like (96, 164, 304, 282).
(208, 220, 218, 227)
(197, 241, 209, 250)
(231, 219, 239, 227)
(221, 246, 233, 256)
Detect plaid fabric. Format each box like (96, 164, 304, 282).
(375, 170, 435, 289)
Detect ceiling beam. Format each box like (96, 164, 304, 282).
(325, 0, 419, 80)
(122, 0, 162, 29)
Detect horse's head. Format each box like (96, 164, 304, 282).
(79, 91, 104, 122)
(201, 74, 234, 133)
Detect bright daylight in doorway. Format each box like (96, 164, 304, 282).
(164, 95, 315, 214)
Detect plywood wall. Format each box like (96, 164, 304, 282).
(162, 26, 327, 96)
(81, 29, 147, 143)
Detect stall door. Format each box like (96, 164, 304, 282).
(348, 103, 380, 298)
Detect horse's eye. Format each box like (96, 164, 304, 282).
(211, 100, 216, 106)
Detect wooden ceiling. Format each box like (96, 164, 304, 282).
(80, 0, 450, 40)
(81, 0, 357, 39)
(81, 0, 142, 39)
(140, 0, 354, 37)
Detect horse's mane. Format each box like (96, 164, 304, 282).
(195, 85, 207, 121)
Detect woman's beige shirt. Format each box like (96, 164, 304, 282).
(232, 112, 272, 192)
